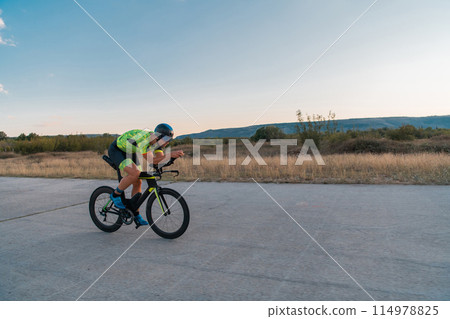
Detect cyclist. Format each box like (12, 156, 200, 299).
(107, 124, 184, 225)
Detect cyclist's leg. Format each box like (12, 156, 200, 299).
(130, 150, 142, 196)
(120, 160, 147, 223)
(122, 165, 148, 224)
(131, 179, 142, 196)
(130, 179, 143, 217)
(116, 163, 141, 194)
(109, 162, 142, 213)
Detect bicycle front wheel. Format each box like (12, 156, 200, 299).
(146, 188, 190, 239)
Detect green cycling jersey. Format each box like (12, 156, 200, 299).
(114, 129, 163, 171)
(116, 129, 162, 154)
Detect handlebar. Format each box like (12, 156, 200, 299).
(153, 157, 176, 170)
(138, 157, 179, 179)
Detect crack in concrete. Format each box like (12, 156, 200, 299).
(0, 202, 89, 223)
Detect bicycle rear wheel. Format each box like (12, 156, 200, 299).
(89, 186, 123, 232)
(146, 188, 189, 239)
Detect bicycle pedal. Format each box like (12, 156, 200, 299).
(134, 219, 141, 229)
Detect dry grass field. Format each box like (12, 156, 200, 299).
(0, 151, 448, 184)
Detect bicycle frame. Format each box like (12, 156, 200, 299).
(134, 177, 166, 214)
(102, 176, 168, 216)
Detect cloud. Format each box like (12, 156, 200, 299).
(0, 35, 15, 46)
(7, 115, 16, 119)
(0, 9, 15, 46)
(0, 83, 8, 95)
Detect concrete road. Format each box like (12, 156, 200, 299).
(0, 177, 449, 301)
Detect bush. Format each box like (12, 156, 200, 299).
(387, 125, 416, 141)
(325, 132, 351, 145)
(295, 110, 337, 148)
(10, 134, 116, 155)
(0, 140, 13, 152)
(335, 138, 390, 154)
(171, 137, 193, 146)
(251, 126, 286, 142)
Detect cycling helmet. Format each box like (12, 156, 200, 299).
(154, 123, 174, 141)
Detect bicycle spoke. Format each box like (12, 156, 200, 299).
(94, 193, 120, 226)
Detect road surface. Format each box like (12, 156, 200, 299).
(0, 177, 449, 300)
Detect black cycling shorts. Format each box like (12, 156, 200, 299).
(108, 139, 138, 170)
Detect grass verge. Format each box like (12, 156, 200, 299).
(0, 151, 448, 184)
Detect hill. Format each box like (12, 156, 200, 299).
(177, 115, 450, 139)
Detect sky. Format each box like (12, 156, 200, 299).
(0, 0, 449, 137)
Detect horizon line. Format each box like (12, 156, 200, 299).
(4, 114, 449, 138)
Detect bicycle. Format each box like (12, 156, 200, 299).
(89, 155, 190, 239)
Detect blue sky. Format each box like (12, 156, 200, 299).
(1, 0, 449, 137)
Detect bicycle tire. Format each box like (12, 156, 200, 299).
(89, 186, 123, 232)
(146, 188, 190, 239)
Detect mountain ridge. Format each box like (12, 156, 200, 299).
(177, 115, 450, 139)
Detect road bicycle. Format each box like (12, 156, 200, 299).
(89, 155, 190, 239)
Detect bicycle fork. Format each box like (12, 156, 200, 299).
(153, 188, 171, 216)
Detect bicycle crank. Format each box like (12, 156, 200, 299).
(119, 209, 134, 225)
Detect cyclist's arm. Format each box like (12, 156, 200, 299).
(143, 149, 166, 164)
(153, 150, 166, 164)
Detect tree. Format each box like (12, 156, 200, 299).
(0, 131, 7, 140)
(250, 126, 286, 142)
(387, 125, 416, 141)
(27, 133, 39, 140)
(295, 109, 338, 148)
